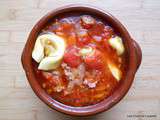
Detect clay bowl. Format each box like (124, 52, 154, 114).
(21, 5, 142, 116)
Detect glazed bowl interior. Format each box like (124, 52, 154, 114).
(22, 5, 137, 116)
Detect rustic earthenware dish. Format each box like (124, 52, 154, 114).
(21, 5, 142, 116)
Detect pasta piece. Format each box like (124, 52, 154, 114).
(32, 33, 66, 70)
(108, 36, 125, 55)
(108, 62, 122, 81)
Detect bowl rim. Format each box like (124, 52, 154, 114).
(21, 4, 138, 116)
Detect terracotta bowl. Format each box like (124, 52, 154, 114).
(21, 5, 142, 116)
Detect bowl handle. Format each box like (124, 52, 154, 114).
(132, 39, 142, 70)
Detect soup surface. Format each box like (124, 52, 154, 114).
(32, 14, 127, 106)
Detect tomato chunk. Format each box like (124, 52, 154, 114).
(83, 49, 105, 70)
(77, 35, 91, 47)
(76, 30, 91, 47)
(102, 26, 114, 39)
(80, 15, 95, 29)
(63, 46, 82, 67)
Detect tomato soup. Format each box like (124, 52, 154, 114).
(32, 14, 127, 107)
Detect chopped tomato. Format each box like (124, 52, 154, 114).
(63, 46, 82, 67)
(62, 23, 73, 30)
(102, 26, 113, 39)
(80, 15, 95, 29)
(53, 23, 74, 35)
(88, 22, 104, 36)
(83, 49, 105, 70)
(77, 35, 91, 47)
(76, 30, 91, 47)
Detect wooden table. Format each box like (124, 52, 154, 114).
(0, 0, 159, 120)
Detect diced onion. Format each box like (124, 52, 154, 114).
(79, 46, 94, 56)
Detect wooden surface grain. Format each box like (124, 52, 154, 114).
(0, 0, 160, 120)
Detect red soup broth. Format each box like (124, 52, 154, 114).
(32, 14, 128, 107)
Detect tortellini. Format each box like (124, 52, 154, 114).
(32, 33, 66, 70)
